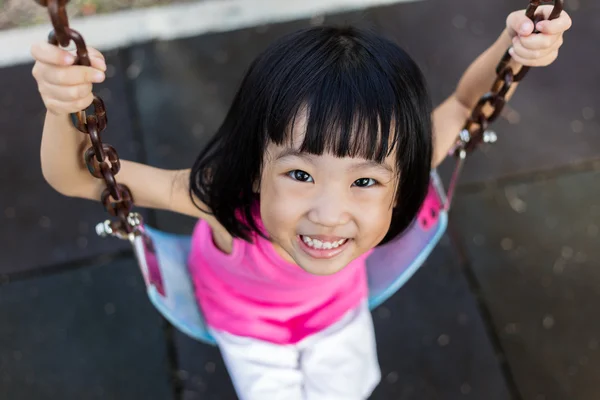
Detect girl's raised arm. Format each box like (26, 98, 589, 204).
(431, 5, 571, 168)
(32, 42, 225, 233)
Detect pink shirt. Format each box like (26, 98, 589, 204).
(188, 215, 369, 344)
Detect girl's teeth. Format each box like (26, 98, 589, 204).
(302, 236, 347, 249)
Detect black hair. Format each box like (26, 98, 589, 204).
(190, 25, 433, 245)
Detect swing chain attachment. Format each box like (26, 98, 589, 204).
(96, 213, 144, 241)
(444, 0, 563, 209)
(34, 0, 139, 237)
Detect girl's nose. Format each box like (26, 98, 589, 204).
(306, 186, 351, 227)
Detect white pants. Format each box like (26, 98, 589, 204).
(209, 301, 381, 400)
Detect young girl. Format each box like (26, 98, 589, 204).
(31, 5, 571, 400)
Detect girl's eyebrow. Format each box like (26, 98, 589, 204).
(349, 160, 394, 174)
(276, 148, 393, 174)
(275, 148, 312, 162)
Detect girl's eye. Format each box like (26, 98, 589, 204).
(288, 170, 314, 183)
(353, 178, 377, 188)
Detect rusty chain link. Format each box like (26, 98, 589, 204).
(35, 0, 137, 236)
(445, 0, 564, 207)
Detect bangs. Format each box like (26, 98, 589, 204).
(260, 27, 420, 164)
(274, 90, 400, 164)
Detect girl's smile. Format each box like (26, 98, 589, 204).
(297, 234, 352, 259)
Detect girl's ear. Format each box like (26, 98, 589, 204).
(252, 179, 260, 193)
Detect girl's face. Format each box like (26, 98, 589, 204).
(259, 115, 398, 276)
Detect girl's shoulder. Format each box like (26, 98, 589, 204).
(192, 201, 265, 256)
(191, 218, 236, 256)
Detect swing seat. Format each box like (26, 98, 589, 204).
(132, 171, 448, 346)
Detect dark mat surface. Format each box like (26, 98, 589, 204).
(451, 168, 600, 400)
(0, 256, 172, 399)
(370, 235, 513, 400)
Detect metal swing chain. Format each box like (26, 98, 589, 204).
(34, 0, 142, 238)
(444, 0, 564, 209)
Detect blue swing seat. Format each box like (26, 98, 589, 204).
(131, 171, 448, 346)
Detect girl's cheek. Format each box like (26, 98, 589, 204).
(274, 175, 311, 196)
(353, 187, 394, 209)
(262, 179, 309, 216)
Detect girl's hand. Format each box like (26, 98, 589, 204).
(30, 41, 107, 116)
(506, 5, 572, 67)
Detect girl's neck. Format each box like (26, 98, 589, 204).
(270, 241, 296, 264)
(210, 228, 234, 254)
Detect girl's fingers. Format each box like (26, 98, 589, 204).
(509, 46, 559, 67)
(516, 31, 561, 51)
(31, 41, 76, 66)
(35, 63, 105, 86)
(86, 47, 105, 62)
(90, 55, 107, 72)
(511, 35, 563, 61)
(31, 41, 107, 71)
(39, 81, 93, 102)
(45, 93, 95, 115)
(535, 8, 572, 35)
(31, 41, 107, 116)
(74, 47, 107, 71)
